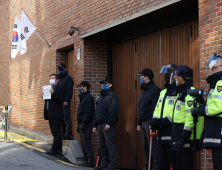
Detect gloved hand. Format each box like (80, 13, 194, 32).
(174, 139, 186, 150)
(150, 118, 161, 130)
(196, 96, 206, 105)
(191, 107, 200, 116)
(192, 106, 207, 116)
(80, 123, 85, 133)
(76, 125, 80, 133)
(161, 117, 171, 127)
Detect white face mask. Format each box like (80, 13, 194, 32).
(49, 79, 56, 85)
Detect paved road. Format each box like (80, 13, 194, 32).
(0, 142, 92, 170)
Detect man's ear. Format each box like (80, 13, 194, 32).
(109, 84, 113, 88)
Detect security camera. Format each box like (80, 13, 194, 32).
(68, 29, 75, 36)
(68, 26, 80, 36)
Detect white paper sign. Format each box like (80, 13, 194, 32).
(2, 106, 12, 115)
(42, 85, 51, 100)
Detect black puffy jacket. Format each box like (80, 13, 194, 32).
(93, 88, 119, 127)
(58, 71, 74, 104)
(138, 80, 161, 126)
(77, 91, 95, 125)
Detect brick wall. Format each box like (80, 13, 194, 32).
(199, 0, 222, 169)
(1, 0, 214, 169)
(0, 0, 167, 135)
(80, 40, 108, 159)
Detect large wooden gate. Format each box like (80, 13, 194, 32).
(112, 19, 199, 170)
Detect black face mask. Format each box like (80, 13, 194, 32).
(164, 73, 171, 82)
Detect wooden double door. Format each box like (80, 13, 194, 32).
(112, 19, 199, 170)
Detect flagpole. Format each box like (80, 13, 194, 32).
(21, 7, 51, 47)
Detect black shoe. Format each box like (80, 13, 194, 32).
(57, 150, 62, 155)
(84, 162, 95, 167)
(62, 136, 71, 140)
(103, 167, 116, 170)
(94, 165, 108, 170)
(79, 163, 87, 166)
(46, 149, 58, 155)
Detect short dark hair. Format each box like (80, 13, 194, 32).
(49, 74, 59, 80)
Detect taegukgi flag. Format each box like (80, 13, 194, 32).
(11, 15, 21, 59)
(20, 10, 36, 55)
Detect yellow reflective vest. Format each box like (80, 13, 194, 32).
(153, 84, 178, 144)
(200, 76, 222, 148)
(171, 86, 203, 151)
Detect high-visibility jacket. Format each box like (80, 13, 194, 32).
(170, 83, 203, 151)
(200, 71, 222, 148)
(153, 83, 177, 144)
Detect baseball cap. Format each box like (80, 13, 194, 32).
(137, 68, 154, 80)
(76, 81, 90, 89)
(100, 77, 112, 84)
(176, 65, 193, 80)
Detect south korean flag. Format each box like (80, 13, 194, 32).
(20, 10, 36, 55)
(11, 15, 21, 59)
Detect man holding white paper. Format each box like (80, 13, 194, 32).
(42, 74, 64, 155)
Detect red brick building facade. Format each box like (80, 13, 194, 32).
(0, 0, 219, 169)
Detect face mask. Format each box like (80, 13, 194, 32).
(49, 79, 55, 85)
(102, 84, 110, 90)
(164, 73, 171, 82)
(59, 70, 65, 74)
(140, 77, 146, 84)
(79, 88, 84, 93)
(176, 77, 180, 86)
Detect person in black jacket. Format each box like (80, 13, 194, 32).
(57, 63, 74, 140)
(137, 68, 161, 170)
(43, 74, 64, 155)
(93, 77, 119, 170)
(76, 81, 95, 167)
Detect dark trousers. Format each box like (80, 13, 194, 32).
(212, 147, 222, 170)
(98, 124, 117, 169)
(60, 103, 72, 137)
(176, 151, 193, 170)
(49, 118, 62, 151)
(80, 122, 95, 164)
(141, 118, 159, 170)
(158, 144, 177, 170)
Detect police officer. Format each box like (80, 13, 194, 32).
(57, 63, 74, 140)
(150, 64, 178, 170)
(92, 77, 119, 170)
(76, 81, 95, 167)
(192, 53, 222, 170)
(137, 68, 161, 170)
(44, 74, 64, 155)
(159, 65, 203, 170)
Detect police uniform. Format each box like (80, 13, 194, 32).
(198, 71, 222, 170)
(169, 66, 203, 170)
(152, 83, 178, 170)
(93, 77, 119, 170)
(190, 54, 222, 170)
